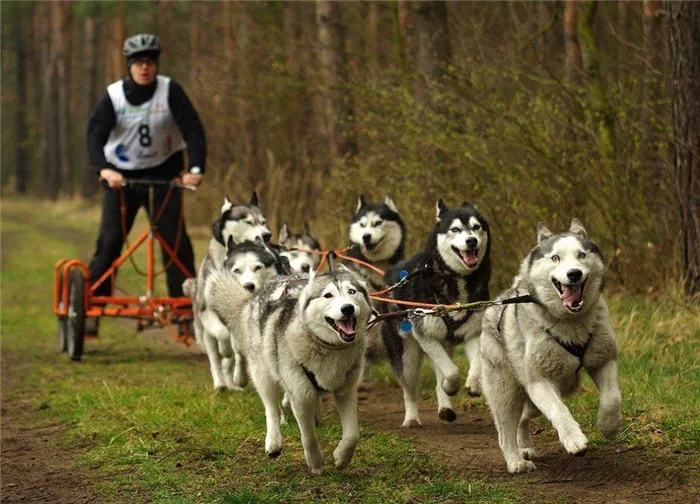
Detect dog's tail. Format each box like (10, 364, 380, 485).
(205, 269, 251, 335)
(182, 278, 197, 301)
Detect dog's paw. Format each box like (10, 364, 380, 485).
(402, 418, 422, 429)
(214, 386, 229, 394)
(561, 430, 588, 455)
(597, 410, 621, 439)
(464, 375, 482, 397)
(519, 448, 536, 460)
(310, 467, 324, 476)
(333, 445, 357, 470)
(266, 448, 282, 458)
(507, 458, 536, 474)
(441, 375, 460, 397)
(438, 408, 457, 423)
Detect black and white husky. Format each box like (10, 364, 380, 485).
(380, 199, 491, 427)
(187, 193, 274, 391)
(278, 222, 322, 274)
(345, 195, 406, 291)
(480, 219, 621, 473)
(207, 265, 373, 475)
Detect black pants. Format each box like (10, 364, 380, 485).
(88, 185, 195, 298)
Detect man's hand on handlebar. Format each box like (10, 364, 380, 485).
(100, 168, 124, 188)
(182, 173, 203, 187)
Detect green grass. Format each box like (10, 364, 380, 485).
(2, 196, 698, 502)
(1, 197, 517, 503)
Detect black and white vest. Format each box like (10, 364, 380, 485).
(103, 75, 186, 170)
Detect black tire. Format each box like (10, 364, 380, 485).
(66, 269, 86, 361)
(57, 275, 67, 352)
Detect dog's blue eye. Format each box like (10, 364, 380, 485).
(451, 227, 461, 233)
(348, 289, 356, 295)
(578, 252, 586, 260)
(551, 255, 560, 262)
(324, 292, 333, 299)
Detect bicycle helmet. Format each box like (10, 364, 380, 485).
(123, 34, 161, 63)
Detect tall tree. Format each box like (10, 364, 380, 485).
(53, 1, 72, 195)
(667, 1, 700, 295)
(14, 4, 29, 193)
(564, 0, 582, 83)
(39, 3, 59, 199)
(415, 0, 450, 108)
(316, 0, 357, 159)
(81, 4, 100, 198)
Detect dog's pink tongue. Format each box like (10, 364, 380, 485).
(460, 250, 478, 267)
(560, 284, 582, 305)
(337, 318, 355, 335)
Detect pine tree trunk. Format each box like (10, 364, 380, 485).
(15, 8, 28, 194)
(40, 3, 58, 199)
(415, 0, 450, 107)
(564, 0, 582, 83)
(110, 7, 126, 83)
(316, 0, 357, 160)
(81, 9, 100, 198)
(667, 1, 700, 295)
(53, 2, 71, 196)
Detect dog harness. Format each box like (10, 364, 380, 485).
(494, 301, 592, 374)
(302, 365, 328, 392)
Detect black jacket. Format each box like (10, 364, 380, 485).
(86, 77, 206, 180)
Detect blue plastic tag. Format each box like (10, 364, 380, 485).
(399, 270, 409, 280)
(400, 319, 413, 332)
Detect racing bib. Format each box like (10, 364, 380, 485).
(103, 75, 186, 170)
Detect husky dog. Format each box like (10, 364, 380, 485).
(346, 195, 405, 291)
(278, 222, 322, 274)
(480, 219, 621, 473)
(208, 266, 372, 475)
(195, 238, 279, 390)
(381, 199, 491, 427)
(188, 193, 275, 390)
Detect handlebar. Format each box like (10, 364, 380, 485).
(101, 178, 197, 192)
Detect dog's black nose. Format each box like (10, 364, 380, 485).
(262, 232, 272, 243)
(341, 304, 355, 316)
(243, 283, 256, 293)
(362, 233, 372, 244)
(301, 264, 311, 273)
(566, 269, 583, 283)
(466, 237, 478, 249)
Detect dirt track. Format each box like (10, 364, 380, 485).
(358, 386, 697, 503)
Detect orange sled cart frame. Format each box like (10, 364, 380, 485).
(52, 179, 196, 360)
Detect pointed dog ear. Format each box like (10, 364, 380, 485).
(537, 222, 553, 244)
(356, 194, 367, 213)
(249, 191, 259, 207)
(221, 195, 233, 214)
(278, 222, 290, 243)
(212, 216, 225, 245)
(569, 218, 587, 238)
(384, 195, 398, 213)
(435, 198, 449, 221)
(226, 235, 236, 252)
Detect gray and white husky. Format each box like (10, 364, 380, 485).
(187, 193, 274, 390)
(189, 238, 279, 391)
(278, 221, 321, 274)
(207, 265, 373, 475)
(480, 219, 621, 473)
(380, 199, 491, 427)
(346, 195, 406, 291)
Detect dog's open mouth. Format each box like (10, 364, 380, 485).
(552, 279, 586, 313)
(325, 316, 357, 343)
(363, 236, 383, 252)
(452, 246, 479, 268)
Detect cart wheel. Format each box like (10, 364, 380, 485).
(66, 269, 86, 361)
(57, 275, 67, 352)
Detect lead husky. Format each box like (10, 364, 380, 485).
(480, 219, 621, 473)
(381, 199, 491, 427)
(189, 193, 274, 390)
(207, 266, 372, 475)
(346, 195, 406, 291)
(278, 222, 322, 274)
